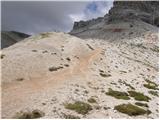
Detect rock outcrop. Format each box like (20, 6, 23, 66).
(71, 1, 159, 33)
(1, 31, 30, 49)
(108, 1, 159, 26)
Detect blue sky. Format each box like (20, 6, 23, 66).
(2, 1, 113, 34)
(86, 2, 98, 13)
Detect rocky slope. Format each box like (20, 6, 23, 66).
(1, 1, 159, 119)
(70, 1, 159, 36)
(1, 31, 30, 49)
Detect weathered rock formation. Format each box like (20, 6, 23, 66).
(108, 1, 159, 26)
(71, 1, 159, 33)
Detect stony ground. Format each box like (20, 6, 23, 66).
(1, 20, 159, 119)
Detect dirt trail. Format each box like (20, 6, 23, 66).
(2, 48, 102, 117)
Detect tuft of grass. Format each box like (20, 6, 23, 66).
(135, 102, 148, 107)
(143, 79, 158, 90)
(106, 88, 130, 100)
(114, 103, 151, 116)
(148, 90, 159, 97)
(99, 73, 111, 77)
(49, 66, 63, 72)
(88, 98, 97, 103)
(13, 109, 45, 119)
(65, 101, 92, 115)
(128, 91, 151, 102)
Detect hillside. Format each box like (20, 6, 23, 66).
(1, 1, 159, 119)
(1, 31, 30, 49)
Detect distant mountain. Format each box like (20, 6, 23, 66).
(1, 31, 30, 49)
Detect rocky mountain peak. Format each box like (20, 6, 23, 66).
(71, 1, 159, 31)
(108, 1, 159, 26)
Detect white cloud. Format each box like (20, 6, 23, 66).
(2, 1, 113, 34)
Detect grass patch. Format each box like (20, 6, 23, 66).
(128, 91, 151, 102)
(49, 66, 63, 72)
(143, 79, 158, 90)
(88, 98, 97, 103)
(135, 102, 148, 107)
(148, 90, 159, 97)
(13, 109, 45, 119)
(114, 103, 151, 116)
(65, 101, 92, 115)
(106, 88, 130, 100)
(99, 73, 111, 77)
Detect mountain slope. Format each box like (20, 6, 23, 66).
(1, 31, 30, 49)
(1, 26, 159, 118)
(1, 1, 159, 119)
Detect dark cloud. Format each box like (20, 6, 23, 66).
(1, 1, 113, 35)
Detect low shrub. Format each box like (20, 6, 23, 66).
(106, 88, 130, 100)
(65, 101, 92, 115)
(128, 91, 151, 102)
(114, 103, 151, 116)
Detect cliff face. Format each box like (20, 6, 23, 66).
(71, 1, 159, 32)
(108, 1, 159, 26)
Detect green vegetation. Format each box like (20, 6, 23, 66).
(135, 102, 148, 107)
(13, 109, 45, 119)
(128, 91, 151, 102)
(49, 66, 63, 72)
(99, 73, 111, 77)
(143, 79, 158, 90)
(148, 90, 159, 97)
(88, 98, 97, 103)
(65, 101, 92, 115)
(106, 88, 130, 100)
(114, 103, 151, 116)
